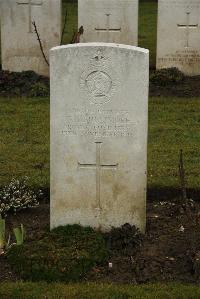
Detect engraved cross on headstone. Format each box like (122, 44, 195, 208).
(177, 11, 198, 48)
(17, 0, 43, 33)
(78, 142, 118, 209)
(95, 14, 121, 42)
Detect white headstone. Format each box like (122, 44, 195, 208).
(78, 0, 138, 45)
(0, 0, 61, 76)
(50, 43, 149, 232)
(157, 0, 200, 75)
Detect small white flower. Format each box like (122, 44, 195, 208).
(179, 225, 185, 232)
(108, 262, 113, 268)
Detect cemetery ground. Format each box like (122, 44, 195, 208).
(0, 91, 199, 295)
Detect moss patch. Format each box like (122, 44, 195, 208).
(7, 224, 144, 283)
(7, 225, 108, 282)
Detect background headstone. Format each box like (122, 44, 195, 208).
(78, 0, 138, 45)
(0, 0, 61, 76)
(157, 0, 200, 75)
(50, 43, 149, 232)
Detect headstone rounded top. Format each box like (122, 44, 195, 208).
(50, 43, 149, 55)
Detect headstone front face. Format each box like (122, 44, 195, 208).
(78, 0, 138, 45)
(157, 0, 200, 75)
(0, 0, 61, 76)
(50, 43, 149, 232)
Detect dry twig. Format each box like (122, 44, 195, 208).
(71, 26, 84, 44)
(32, 21, 49, 66)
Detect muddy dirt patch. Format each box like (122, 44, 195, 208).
(0, 199, 200, 284)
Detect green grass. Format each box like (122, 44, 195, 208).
(0, 97, 49, 189)
(0, 282, 200, 299)
(61, 1, 78, 45)
(0, 97, 199, 194)
(148, 97, 200, 190)
(139, 2, 157, 68)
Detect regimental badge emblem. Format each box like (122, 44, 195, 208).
(80, 49, 119, 105)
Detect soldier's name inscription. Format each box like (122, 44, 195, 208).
(62, 108, 136, 138)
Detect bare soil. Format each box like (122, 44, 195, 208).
(87, 199, 200, 284)
(0, 199, 200, 284)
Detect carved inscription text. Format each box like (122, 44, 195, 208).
(158, 49, 200, 65)
(62, 109, 135, 138)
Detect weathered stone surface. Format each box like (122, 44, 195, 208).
(0, 0, 61, 76)
(157, 0, 200, 75)
(78, 0, 138, 45)
(50, 43, 149, 232)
